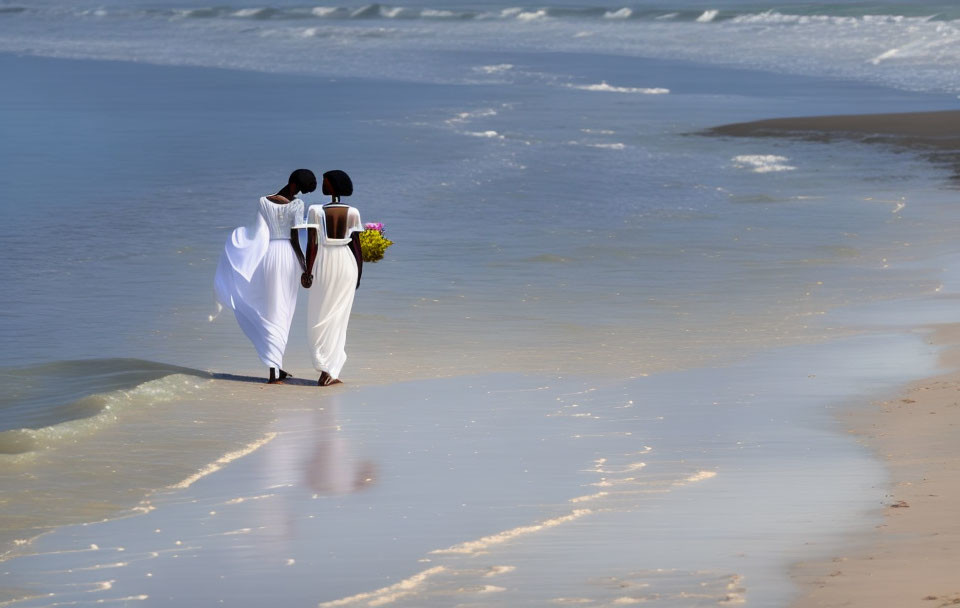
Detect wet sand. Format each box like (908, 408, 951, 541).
(2, 331, 938, 607)
(710, 108, 960, 606)
(707, 110, 960, 147)
(792, 323, 960, 608)
(707, 110, 960, 178)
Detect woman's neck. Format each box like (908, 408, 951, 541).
(276, 184, 297, 201)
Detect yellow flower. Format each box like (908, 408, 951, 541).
(359, 229, 394, 262)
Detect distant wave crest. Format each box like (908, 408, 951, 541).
(50, 4, 960, 25)
(571, 81, 670, 94)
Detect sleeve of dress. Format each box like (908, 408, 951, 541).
(347, 207, 363, 235)
(293, 199, 305, 225)
(307, 205, 324, 261)
(348, 207, 363, 289)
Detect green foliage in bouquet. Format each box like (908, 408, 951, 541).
(359, 228, 393, 262)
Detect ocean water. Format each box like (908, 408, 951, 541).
(2, 0, 960, 604)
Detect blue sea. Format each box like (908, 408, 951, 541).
(1, 1, 959, 605)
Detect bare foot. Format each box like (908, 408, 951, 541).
(279, 369, 293, 381)
(318, 372, 343, 387)
(268, 368, 285, 384)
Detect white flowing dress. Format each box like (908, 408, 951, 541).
(215, 197, 304, 370)
(307, 204, 362, 378)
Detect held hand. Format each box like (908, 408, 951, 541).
(301, 272, 313, 289)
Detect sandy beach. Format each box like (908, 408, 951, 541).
(792, 322, 960, 608)
(709, 109, 960, 606)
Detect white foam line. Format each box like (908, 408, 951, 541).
(89, 581, 113, 592)
(169, 432, 277, 489)
(0, 595, 45, 607)
(28, 581, 114, 593)
(446, 108, 498, 124)
(731, 154, 795, 173)
(70, 561, 128, 571)
(457, 584, 505, 593)
(679, 471, 717, 484)
(571, 82, 670, 94)
(317, 566, 446, 607)
(198, 528, 253, 538)
(223, 493, 277, 505)
(465, 130, 504, 139)
(592, 477, 636, 487)
(483, 565, 515, 577)
(597, 462, 646, 474)
(474, 64, 514, 74)
(431, 509, 593, 555)
(128, 502, 155, 515)
(569, 491, 608, 503)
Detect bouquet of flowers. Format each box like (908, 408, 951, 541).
(359, 222, 393, 262)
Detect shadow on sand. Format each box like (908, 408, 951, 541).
(209, 372, 319, 387)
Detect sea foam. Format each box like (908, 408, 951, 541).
(696, 9, 719, 23)
(0, 374, 204, 456)
(604, 8, 632, 20)
(732, 155, 796, 173)
(571, 81, 669, 94)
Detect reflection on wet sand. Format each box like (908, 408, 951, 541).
(268, 395, 377, 497)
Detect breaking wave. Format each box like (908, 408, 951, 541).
(3, 2, 960, 93)
(9, 4, 960, 24)
(0, 359, 211, 455)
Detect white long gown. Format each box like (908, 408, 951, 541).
(215, 197, 304, 370)
(307, 204, 362, 379)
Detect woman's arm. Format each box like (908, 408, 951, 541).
(303, 226, 319, 288)
(349, 231, 363, 289)
(291, 228, 307, 272)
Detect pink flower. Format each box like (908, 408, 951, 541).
(365, 222, 384, 232)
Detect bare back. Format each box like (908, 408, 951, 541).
(324, 205, 350, 239)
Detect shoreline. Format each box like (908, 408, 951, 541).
(707, 110, 960, 147)
(706, 109, 960, 178)
(1, 332, 939, 606)
(792, 323, 960, 607)
(711, 108, 960, 606)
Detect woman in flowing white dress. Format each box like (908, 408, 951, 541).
(303, 170, 364, 386)
(215, 169, 317, 383)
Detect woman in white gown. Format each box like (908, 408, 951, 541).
(215, 169, 317, 383)
(303, 170, 363, 386)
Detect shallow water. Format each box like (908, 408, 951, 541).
(0, 332, 937, 606)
